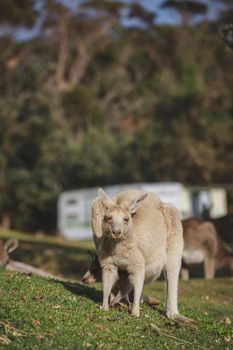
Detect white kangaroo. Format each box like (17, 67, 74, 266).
(96, 188, 192, 322)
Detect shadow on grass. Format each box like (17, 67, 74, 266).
(54, 279, 103, 303)
(54, 279, 168, 318)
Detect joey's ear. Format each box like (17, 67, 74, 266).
(87, 250, 94, 259)
(97, 188, 112, 208)
(5, 238, 18, 254)
(128, 193, 147, 215)
(93, 253, 99, 262)
(87, 250, 99, 261)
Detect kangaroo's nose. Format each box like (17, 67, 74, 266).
(82, 272, 90, 284)
(82, 276, 87, 283)
(112, 230, 121, 237)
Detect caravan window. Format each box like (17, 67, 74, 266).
(65, 214, 79, 228)
(66, 198, 77, 206)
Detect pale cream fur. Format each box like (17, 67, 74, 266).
(91, 193, 161, 306)
(91, 197, 106, 250)
(95, 189, 188, 320)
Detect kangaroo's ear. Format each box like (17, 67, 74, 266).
(93, 253, 99, 261)
(87, 250, 99, 264)
(128, 193, 147, 215)
(4, 238, 18, 253)
(87, 250, 93, 257)
(88, 249, 97, 259)
(98, 188, 110, 201)
(97, 188, 113, 209)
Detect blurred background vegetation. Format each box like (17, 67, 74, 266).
(0, 0, 232, 233)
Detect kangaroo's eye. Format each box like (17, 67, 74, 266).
(104, 215, 112, 222)
(124, 217, 129, 223)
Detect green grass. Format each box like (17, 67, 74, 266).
(0, 229, 95, 281)
(0, 272, 232, 350)
(0, 229, 232, 349)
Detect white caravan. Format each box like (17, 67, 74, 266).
(57, 183, 227, 240)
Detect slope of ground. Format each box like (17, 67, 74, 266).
(0, 229, 232, 349)
(0, 272, 232, 349)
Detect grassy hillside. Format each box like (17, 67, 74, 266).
(0, 271, 232, 350)
(0, 229, 232, 349)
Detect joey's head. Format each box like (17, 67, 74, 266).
(82, 251, 102, 284)
(0, 238, 18, 268)
(98, 188, 147, 240)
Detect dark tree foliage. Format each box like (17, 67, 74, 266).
(218, 8, 233, 26)
(0, 0, 232, 232)
(222, 23, 233, 49)
(0, 0, 37, 27)
(80, 0, 124, 17)
(161, 0, 207, 14)
(161, 0, 208, 24)
(128, 2, 156, 25)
